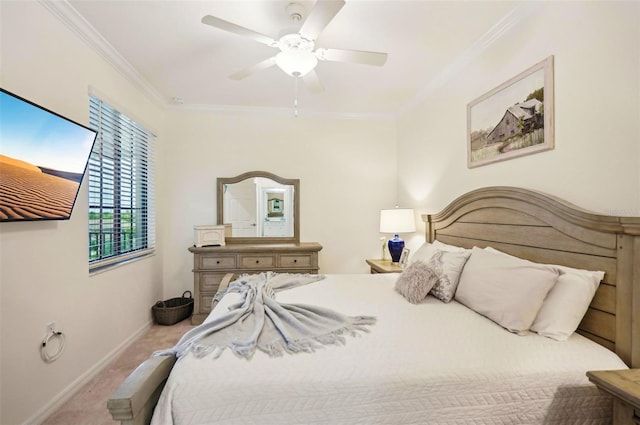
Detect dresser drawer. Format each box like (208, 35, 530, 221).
(279, 254, 313, 268)
(200, 255, 236, 269)
(239, 255, 275, 269)
(199, 272, 226, 292)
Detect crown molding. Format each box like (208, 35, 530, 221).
(396, 2, 541, 119)
(167, 102, 395, 121)
(39, 0, 167, 106)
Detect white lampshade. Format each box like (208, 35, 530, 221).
(379, 208, 416, 234)
(275, 50, 318, 77)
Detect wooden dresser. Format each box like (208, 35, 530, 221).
(188, 242, 323, 324)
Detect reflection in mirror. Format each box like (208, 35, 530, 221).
(217, 171, 300, 243)
(222, 178, 293, 237)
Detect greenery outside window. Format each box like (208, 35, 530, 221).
(88, 95, 155, 270)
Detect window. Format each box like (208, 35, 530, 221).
(88, 96, 155, 270)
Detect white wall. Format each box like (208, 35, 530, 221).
(397, 1, 640, 252)
(160, 109, 397, 298)
(3, 1, 639, 424)
(0, 2, 166, 424)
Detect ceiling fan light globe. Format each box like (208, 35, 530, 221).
(275, 50, 318, 77)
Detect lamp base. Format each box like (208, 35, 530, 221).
(387, 234, 405, 263)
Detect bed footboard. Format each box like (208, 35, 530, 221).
(107, 354, 176, 425)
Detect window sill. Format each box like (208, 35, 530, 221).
(89, 249, 156, 276)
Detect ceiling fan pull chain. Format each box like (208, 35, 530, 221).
(294, 76, 299, 117)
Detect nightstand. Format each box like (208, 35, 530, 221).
(587, 369, 640, 424)
(366, 259, 404, 274)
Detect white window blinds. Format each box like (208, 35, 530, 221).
(88, 95, 155, 269)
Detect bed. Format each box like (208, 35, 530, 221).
(108, 187, 640, 425)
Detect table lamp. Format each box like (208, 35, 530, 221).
(379, 208, 416, 263)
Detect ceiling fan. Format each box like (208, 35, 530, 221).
(201, 0, 388, 93)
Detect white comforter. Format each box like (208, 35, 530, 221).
(151, 273, 627, 425)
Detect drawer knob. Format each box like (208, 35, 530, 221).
(293, 259, 297, 263)
(216, 260, 220, 264)
(255, 260, 260, 264)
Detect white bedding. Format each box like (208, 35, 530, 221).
(151, 273, 627, 425)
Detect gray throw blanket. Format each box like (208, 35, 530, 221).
(154, 272, 376, 360)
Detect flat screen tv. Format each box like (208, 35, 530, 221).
(0, 88, 98, 222)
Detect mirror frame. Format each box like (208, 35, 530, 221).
(217, 171, 300, 244)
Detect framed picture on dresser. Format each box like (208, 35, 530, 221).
(399, 248, 410, 267)
(467, 55, 554, 168)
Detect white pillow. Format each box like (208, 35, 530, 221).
(484, 247, 603, 340)
(427, 250, 471, 302)
(410, 242, 438, 263)
(411, 240, 467, 264)
(530, 271, 602, 340)
(432, 240, 469, 253)
(455, 247, 560, 335)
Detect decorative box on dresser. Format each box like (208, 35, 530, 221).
(188, 242, 323, 325)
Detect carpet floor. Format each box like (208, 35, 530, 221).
(41, 319, 194, 425)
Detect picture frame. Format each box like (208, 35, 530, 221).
(399, 248, 410, 267)
(467, 55, 554, 168)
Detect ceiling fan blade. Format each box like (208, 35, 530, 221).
(315, 48, 388, 66)
(202, 15, 277, 47)
(229, 56, 277, 80)
(302, 70, 324, 93)
(299, 0, 345, 40)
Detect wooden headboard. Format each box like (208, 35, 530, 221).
(424, 187, 640, 368)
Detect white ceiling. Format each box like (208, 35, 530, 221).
(61, 0, 528, 118)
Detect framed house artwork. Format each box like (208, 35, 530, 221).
(467, 56, 554, 168)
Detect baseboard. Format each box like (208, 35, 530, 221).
(25, 320, 153, 425)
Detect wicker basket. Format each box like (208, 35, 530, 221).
(152, 290, 194, 325)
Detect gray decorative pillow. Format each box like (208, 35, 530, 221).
(395, 261, 438, 304)
(428, 250, 472, 303)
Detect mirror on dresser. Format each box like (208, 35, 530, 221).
(217, 171, 300, 244)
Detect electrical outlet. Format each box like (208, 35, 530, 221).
(46, 322, 55, 334)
